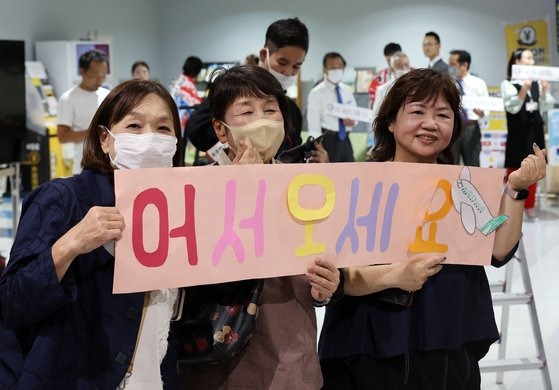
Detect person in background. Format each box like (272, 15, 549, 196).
(366, 52, 410, 161)
(0, 80, 183, 389)
(423, 31, 449, 74)
(177, 65, 340, 389)
(448, 50, 489, 167)
(245, 54, 259, 65)
(501, 48, 555, 219)
(169, 56, 204, 138)
(307, 52, 357, 162)
(319, 69, 546, 390)
(368, 42, 402, 107)
(57, 50, 110, 175)
(132, 61, 150, 80)
(187, 18, 314, 161)
(372, 51, 410, 118)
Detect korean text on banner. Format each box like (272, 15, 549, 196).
(113, 163, 506, 293)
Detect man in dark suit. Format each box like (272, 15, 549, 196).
(423, 31, 449, 74)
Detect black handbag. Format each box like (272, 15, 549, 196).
(171, 279, 264, 364)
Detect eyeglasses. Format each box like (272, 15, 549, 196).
(423, 42, 438, 47)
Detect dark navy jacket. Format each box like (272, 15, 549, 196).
(0, 170, 145, 389)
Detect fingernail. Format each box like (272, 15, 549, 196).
(442, 256, 447, 262)
(533, 142, 538, 148)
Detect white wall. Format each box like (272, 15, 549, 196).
(0, 0, 161, 84)
(158, 0, 557, 87)
(0, 0, 557, 88)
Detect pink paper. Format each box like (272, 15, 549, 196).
(113, 162, 506, 293)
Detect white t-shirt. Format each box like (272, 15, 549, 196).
(57, 85, 110, 174)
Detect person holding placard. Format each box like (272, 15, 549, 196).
(319, 68, 546, 390)
(307, 52, 358, 162)
(0, 80, 184, 389)
(501, 48, 555, 219)
(176, 65, 340, 389)
(448, 50, 489, 167)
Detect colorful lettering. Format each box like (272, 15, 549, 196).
(212, 180, 246, 265)
(239, 180, 266, 257)
(380, 183, 399, 252)
(356, 182, 382, 251)
(287, 174, 335, 256)
(169, 185, 198, 266)
(336, 178, 360, 254)
(132, 188, 169, 267)
(409, 179, 452, 253)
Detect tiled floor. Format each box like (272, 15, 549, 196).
(1, 196, 557, 389)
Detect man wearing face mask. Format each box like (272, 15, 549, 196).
(186, 17, 312, 161)
(371, 52, 410, 119)
(448, 50, 489, 166)
(307, 52, 357, 162)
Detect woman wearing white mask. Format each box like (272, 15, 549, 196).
(0, 80, 183, 389)
(177, 65, 341, 389)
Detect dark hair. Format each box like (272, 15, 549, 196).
(323, 52, 346, 68)
(208, 65, 291, 134)
(384, 43, 402, 56)
(131, 61, 150, 74)
(450, 50, 471, 70)
(372, 68, 462, 164)
(507, 48, 530, 80)
(82, 80, 183, 176)
(245, 54, 259, 65)
(79, 50, 108, 71)
(264, 17, 309, 53)
(425, 31, 441, 44)
(182, 56, 203, 77)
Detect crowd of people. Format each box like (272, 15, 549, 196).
(0, 16, 551, 390)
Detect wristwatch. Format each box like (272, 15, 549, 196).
(504, 184, 530, 200)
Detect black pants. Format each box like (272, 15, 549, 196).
(321, 348, 481, 390)
(322, 130, 355, 163)
(453, 122, 481, 166)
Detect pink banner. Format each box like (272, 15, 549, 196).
(113, 162, 507, 293)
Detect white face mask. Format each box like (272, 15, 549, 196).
(104, 127, 177, 169)
(266, 48, 297, 90)
(326, 69, 344, 84)
(448, 66, 459, 79)
(394, 68, 409, 78)
(221, 118, 285, 163)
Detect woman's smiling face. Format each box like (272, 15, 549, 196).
(390, 96, 454, 164)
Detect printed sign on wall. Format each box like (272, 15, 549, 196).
(505, 18, 550, 64)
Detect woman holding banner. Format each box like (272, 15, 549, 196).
(319, 68, 546, 390)
(0, 80, 183, 389)
(501, 48, 555, 219)
(176, 65, 340, 389)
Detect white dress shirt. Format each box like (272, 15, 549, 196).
(460, 72, 490, 126)
(307, 79, 357, 139)
(500, 79, 555, 115)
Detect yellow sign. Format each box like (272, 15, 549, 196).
(505, 19, 550, 64)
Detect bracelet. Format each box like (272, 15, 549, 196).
(312, 268, 346, 308)
(312, 296, 331, 307)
